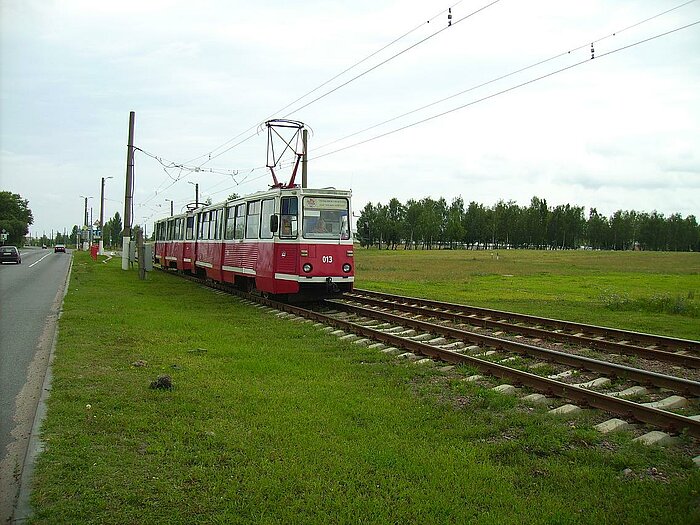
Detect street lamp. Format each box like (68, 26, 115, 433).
(187, 181, 199, 207)
(79, 195, 93, 250)
(165, 199, 174, 217)
(99, 177, 114, 255)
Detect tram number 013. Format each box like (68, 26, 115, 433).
(322, 255, 333, 264)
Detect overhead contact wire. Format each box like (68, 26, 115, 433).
(282, 0, 503, 118)
(314, 0, 698, 152)
(310, 20, 700, 161)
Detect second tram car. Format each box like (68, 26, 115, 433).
(154, 187, 354, 300)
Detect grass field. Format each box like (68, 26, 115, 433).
(355, 249, 700, 340)
(30, 251, 700, 524)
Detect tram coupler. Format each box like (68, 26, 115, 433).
(326, 277, 340, 294)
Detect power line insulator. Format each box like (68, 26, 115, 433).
(448, 7, 452, 27)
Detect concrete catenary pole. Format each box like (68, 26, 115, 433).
(99, 176, 113, 255)
(79, 195, 92, 251)
(122, 111, 135, 270)
(302, 128, 308, 188)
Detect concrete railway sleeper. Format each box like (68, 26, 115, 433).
(324, 300, 700, 397)
(306, 305, 700, 438)
(342, 293, 700, 369)
(157, 268, 700, 440)
(349, 289, 700, 356)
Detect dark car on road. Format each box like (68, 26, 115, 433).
(54, 244, 66, 253)
(0, 246, 21, 264)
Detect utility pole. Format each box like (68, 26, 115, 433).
(80, 195, 92, 250)
(122, 111, 135, 270)
(302, 128, 308, 188)
(189, 181, 199, 207)
(99, 176, 113, 255)
(137, 227, 146, 280)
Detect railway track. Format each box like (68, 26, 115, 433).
(348, 289, 700, 366)
(160, 268, 700, 441)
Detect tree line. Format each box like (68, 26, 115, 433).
(24, 213, 124, 248)
(356, 196, 700, 251)
(0, 191, 33, 245)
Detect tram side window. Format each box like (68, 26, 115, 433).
(209, 209, 219, 240)
(280, 196, 298, 238)
(205, 212, 212, 240)
(177, 218, 185, 240)
(260, 199, 274, 239)
(167, 220, 175, 240)
(234, 204, 245, 239)
(156, 222, 164, 241)
(246, 201, 260, 239)
(217, 208, 224, 239)
(224, 205, 236, 240)
(198, 213, 210, 240)
(186, 216, 194, 240)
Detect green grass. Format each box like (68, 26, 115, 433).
(30, 252, 700, 524)
(355, 249, 700, 340)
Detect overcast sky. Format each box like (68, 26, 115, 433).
(2, 0, 699, 238)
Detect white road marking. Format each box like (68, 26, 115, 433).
(28, 253, 52, 268)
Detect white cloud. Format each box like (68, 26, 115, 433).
(2, 0, 699, 235)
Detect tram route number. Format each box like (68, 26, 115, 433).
(322, 255, 333, 264)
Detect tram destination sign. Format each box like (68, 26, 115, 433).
(304, 198, 346, 210)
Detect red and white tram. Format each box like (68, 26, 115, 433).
(154, 187, 354, 300)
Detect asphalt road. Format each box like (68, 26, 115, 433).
(0, 247, 71, 522)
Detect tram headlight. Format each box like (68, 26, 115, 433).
(342, 263, 352, 273)
(303, 263, 313, 273)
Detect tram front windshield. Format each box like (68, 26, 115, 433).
(302, 197, 350, 240)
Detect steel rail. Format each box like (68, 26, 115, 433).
(326, 300, 700, 396)
(157, 269, 700, 437)
(265, 298, 700, 438)
(341, 294, 700, 368)
(351, 289, 700, 353)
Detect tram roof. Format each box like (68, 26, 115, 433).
(153, 187, 351, 224)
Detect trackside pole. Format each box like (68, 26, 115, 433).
(121, 237, 130, 270)
(122, 111, 135, 270)
(302, 128, 308, 188)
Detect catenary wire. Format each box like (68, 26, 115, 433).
(309, 20, 700, 162)
(313, 0, 698, 152)
(178, 0, 478, 165)
(138, 5, 697, 211)
(281, 0, 502, 119)
(138, 1, 497, 199)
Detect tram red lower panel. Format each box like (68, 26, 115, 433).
(157, 238, 353, 297)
